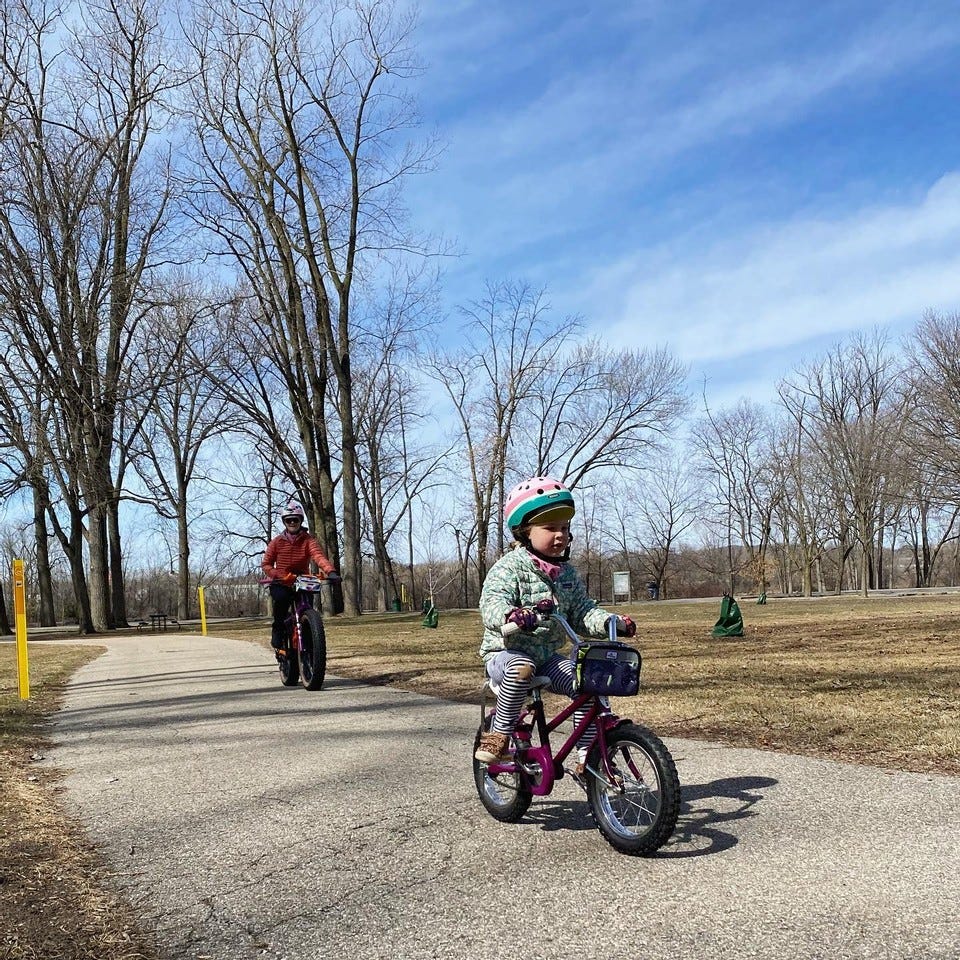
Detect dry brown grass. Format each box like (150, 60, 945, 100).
(1, 592, 957, 958)
(0, 644, 159, 960)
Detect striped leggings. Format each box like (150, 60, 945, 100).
(485, 650, 605, 754)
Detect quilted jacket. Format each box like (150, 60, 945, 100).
(478, 547, 613, 665)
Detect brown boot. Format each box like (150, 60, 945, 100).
(475, 730, 511, 763)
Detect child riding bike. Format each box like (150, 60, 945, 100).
(476, 476, 635, 766)
(261, 501, 338, 649)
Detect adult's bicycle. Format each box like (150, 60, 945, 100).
(263, 575, 329, 691)
(473, 611, 680, 856)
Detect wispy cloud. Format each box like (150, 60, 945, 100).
(409, 3, 960, 280)
(588, 173, 960, 364)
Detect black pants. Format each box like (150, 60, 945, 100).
(269, 583, 295, 646)
(269, 583, 314, 646)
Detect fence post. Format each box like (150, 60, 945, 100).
(198, 585, 208, 636)
(13, 559, 29, 700)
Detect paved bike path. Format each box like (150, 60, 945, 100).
(46, 632, 959, 960)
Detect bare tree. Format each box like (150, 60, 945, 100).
(522, 340, 688, 488)
(128, 285, 231, 619)
(605, 454, 702, 600)
(0, 0, 178, 630)
(691, 398, 782, 595)
(779, 331, 913, 597)
(426, 281, 577, 584)
(769, 403, 833, 596)
(182, 0, 432, 615)
(908, 311, 960, 493)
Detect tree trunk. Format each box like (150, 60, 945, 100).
(87, 505, 112, 631)
(32, 485, 56, 626)
(108, 499, 129, 627)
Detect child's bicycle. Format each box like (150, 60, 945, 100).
(262, 575, 329, 691)
(473, 610, 680, 856)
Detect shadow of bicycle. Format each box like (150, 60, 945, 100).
(507, 774, 777, 857)
(657, 775, 779, 858)
(522, 797, 596, 833)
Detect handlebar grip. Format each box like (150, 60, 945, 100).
(501, 620, 521, 637)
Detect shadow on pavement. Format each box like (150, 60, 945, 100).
(656, 775, 779, 859)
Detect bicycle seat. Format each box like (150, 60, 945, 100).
(487, 675, 552, 697)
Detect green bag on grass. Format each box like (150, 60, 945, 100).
(421, 602, 439, 629)
(711, 593, 744, 637)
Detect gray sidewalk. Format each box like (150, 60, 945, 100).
(47, 632, 960, 960)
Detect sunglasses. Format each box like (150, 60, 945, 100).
(283, 517, 302, 524)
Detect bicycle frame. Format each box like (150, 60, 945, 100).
(487, 692, 621, 796)
(285, 592, 313, 651)
(260, 575, 325, 651)
(284, 576, 325, 649)
(482, 613, 627, 796)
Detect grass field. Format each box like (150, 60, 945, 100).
(1, 592, 958, 957)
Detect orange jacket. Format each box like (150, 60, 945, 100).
(261, 530, 336, 580)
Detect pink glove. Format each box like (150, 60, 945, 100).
(505, 607, 538, 632)
(280, 572, 297, 587)
(616, 615, 636, 638)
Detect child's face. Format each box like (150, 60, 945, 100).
(527, 520, 571, 559)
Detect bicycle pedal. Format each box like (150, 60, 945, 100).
(566, 766, 587, 790)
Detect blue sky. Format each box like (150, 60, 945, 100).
(405, 0, 960, 410)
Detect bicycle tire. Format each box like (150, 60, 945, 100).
(472, 717, 532, 823)
(298, 608, 326, 691)
(278, 647, 300, 686)
(585, 722, 680, 856)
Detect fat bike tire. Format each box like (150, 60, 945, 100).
(278, 646, 300, 687)
(299, 609, 327, 691)
(585, 722, 680, 856)
(472, 717, 532, 823)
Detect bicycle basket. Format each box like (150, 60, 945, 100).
(573, 641, 641, 697)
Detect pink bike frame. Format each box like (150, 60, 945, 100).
(485, 691, 621, 796)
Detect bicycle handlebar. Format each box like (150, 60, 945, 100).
(500, 611, 621, 643)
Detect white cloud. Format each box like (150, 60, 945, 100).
(589, 172, 960, 364)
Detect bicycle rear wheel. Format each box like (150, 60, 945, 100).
(278, 646, 300, 686)
(472, 717, 532, 822)
(298, 608, 326, 691)
(276, 619, 300, 686)
(585, 722, 680, 856)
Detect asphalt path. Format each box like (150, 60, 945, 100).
(45, 632, 959, 960)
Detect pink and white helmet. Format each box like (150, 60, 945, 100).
(504, 476, 575, 534)
(280, 501, 305, 523)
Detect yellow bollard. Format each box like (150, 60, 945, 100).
(13, 559, 29, 700)
(198, 585, 207, 636)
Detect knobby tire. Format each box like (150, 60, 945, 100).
(299, 608, 326, 691)
(585, 722, 680, 856)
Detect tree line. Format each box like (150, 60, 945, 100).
(1, 1, 958, 634)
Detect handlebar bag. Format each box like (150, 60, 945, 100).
(573, 642, 641, 697)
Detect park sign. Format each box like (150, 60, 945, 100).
(612, 571, 630, 602)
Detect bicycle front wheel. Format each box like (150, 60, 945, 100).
(298, 609, 327, 691)
(585, 722, 680, 856)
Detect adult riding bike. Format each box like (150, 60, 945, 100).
(473, 610, 680, 856)
(263, 574, 330, 691)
